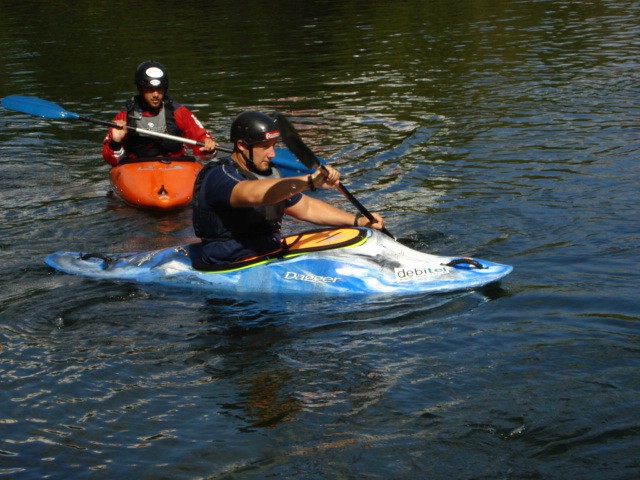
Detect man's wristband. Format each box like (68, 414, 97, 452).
(109, 140, 123, 151)
(353, 212, 363, 226)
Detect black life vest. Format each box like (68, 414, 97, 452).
(192, 158, 286, 243)
(124, 95, 184, 157)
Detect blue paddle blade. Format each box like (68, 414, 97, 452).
(273, 148, 314, 176)
(272, 148, 327, 177)
(1, 95, 80, 120)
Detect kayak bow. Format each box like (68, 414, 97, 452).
(109, 156, 203, 211)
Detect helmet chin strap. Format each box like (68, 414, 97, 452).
(238, 146, 253, 169)
(240, 145, 272, 176)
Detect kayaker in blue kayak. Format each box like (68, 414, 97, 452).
(102, 60, 218, 166)
(191, 111, 386, 267)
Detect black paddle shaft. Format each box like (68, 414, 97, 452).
(276, 113, 394, 239)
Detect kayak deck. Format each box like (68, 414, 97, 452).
(109, 156, 202, 211)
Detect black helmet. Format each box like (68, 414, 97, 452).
(134, 61, 169, 90)
(230, 111, 280, 146)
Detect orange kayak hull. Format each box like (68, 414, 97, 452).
(109, 157, 203, 211)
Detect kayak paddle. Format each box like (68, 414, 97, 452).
(276, 113, 395, 239)
(0, 94, 233, 155)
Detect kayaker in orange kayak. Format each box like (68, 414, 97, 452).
(102, 60, 217, 166)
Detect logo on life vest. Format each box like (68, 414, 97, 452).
(394, 265, 449, 282)
(191, 114, 205, 129)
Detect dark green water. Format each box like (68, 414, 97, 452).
(1, 1, 638, 478)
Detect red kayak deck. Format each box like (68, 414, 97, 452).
(109, 156, 203, 211)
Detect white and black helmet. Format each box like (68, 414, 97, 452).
(134, 61, 169, 90)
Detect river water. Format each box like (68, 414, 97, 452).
(1, 1, 638, 478)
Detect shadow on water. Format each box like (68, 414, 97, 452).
(1, 270, 510, 340)
(12, 283, 467, 436)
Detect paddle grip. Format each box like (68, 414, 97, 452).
(319, 165, 394, 239)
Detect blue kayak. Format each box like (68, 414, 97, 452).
(44, 227, 512, 296)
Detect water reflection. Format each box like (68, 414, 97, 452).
(165, 288, 499, 430)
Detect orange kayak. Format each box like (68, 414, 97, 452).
(109, 156, 203, 211)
